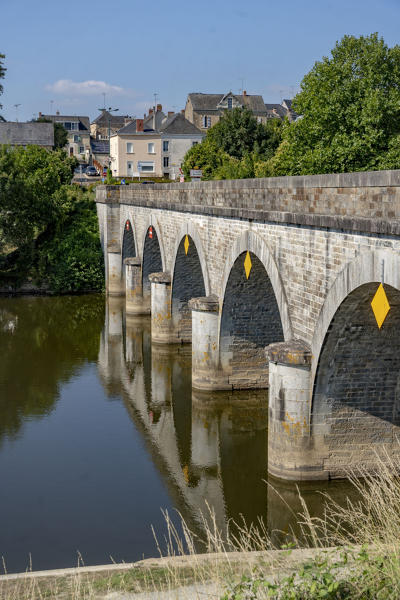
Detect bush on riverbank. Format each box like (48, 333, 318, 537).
(0, 145, 104, 293)
(34, 187, 104, 293)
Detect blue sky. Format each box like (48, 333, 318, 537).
(1, 0, 400, 122)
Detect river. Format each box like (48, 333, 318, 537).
(0, 294, 355, 573)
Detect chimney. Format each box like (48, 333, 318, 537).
(157, 104, 162, 112)
(149, 108, 154, 115)
(38, 112, 42, 118)
(181, 109, 185, 115)
(136, 118, 144, 132)
(243, 90, 247, 96)
(168, 111, 174, 116)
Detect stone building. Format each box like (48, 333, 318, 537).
(39, 112, 91, 161)
(91, 109, 133, 140)
(0, 121, 54, 148)
(185, 91, 269, 131)
(265, 99, 298, 121)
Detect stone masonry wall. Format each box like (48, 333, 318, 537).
(113, 198, 400, 349)
(97, 172, 400, 479)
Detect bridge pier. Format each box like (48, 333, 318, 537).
(189, 295, 230, 390)
(266, 341, 326, 481)
(107, 243, 125, 296)
(149, 272, 177, 343)
(124, 258, 150, 315)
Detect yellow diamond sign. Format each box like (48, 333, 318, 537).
(371, 283, 390, 329)
(244, 251, 252, 279)
(184, 235, 189, 255)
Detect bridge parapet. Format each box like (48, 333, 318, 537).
(97, 169, 400, 235)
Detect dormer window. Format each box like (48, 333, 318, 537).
(227, 97, 233, 110)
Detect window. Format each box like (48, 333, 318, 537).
(227, 97, 233, 110)
(79, 146, 84, 154)
(74, 134, 80, 143)
(203, 116, 211, 128)
(163, 156, 169, 168)
(64, 121, 78, 131)
(163, 140, 169, 152)
(148, 142, 155, 154)
(127, 142, 134, 153)
(192, 141, 199, 146)
(139, 161, 154, 172)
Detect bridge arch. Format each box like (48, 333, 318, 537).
(311, 248, 400, 382)
(141, 216, 165, 307)
(121, 218, 137, 263)
(218, 230, 292, 386)
(311, 249, 400, 474)
(171, 223, 210, 342)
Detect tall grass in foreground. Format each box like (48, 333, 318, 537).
(3, 453, 400, 598)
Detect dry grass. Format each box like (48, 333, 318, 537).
(3, 452, 400, 598)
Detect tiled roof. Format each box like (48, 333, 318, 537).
(91, 139, 110, 153)
(265, 103, 287, 118)
(116, 120, 138, 135)
(188, 92, 267, 115)
(160, 113, 202, 135)
(92, 110, 131, 126)
(0, 122, 54, 146)
(42, 114, 90, 131)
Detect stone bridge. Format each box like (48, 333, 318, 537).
(96, 171, 400, 481)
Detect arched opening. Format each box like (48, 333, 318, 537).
(312, 282, 400, 474)
(171, 235, 206, 342)
(121, 220, 136, 267)
(220, 251, 284, 387)
(142, 226, 163, 307)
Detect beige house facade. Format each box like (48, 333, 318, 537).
(110, 112, 203, 179)
(110, 125, 162, 178)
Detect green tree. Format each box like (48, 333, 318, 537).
(270, 33, 400, 175)
(35, 187, 104, 293)
(0, 53, 6, 109)
(0, 145, 75, 255)
(182, 109, 283, 180)
(37, 117, 68, 149)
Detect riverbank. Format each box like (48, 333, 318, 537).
(0, 546, 346, 599)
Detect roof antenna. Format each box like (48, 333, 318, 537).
(14, 104, 21, 122)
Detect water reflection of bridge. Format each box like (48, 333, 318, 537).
(97, 297, 356, 546)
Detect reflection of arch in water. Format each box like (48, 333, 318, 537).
(311, 249, 400, 476)
(171, 228, 208, 342)
(192, 389, 268, 530)
(142, 223, 164, 309)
